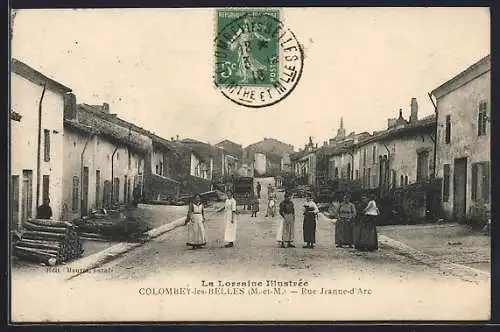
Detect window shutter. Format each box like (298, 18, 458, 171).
(482, 162, 490, 202)
(471, 163, 478, 201)
(478, 112, 483, 136)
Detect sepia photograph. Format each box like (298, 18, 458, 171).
(9, 7, 490, 322)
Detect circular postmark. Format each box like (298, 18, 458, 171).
(214, 10, 304, 108)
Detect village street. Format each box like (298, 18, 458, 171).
(26, 191, 484, 321)
(11, 192, 490, 321)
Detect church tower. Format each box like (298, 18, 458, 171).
(336, 117, 346, 139)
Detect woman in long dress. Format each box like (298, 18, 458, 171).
(278, 192, 296, 248)
(223, 190, 238, 248)
(303, 196, 319, 249)
(185, 194, 206, 250)
(335, 194, 357, 248)
(355, 194, 379, 251)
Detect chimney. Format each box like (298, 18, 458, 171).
(63, 93, 77, 120)
(102, 102, 110, 113)
(176, 134, 179, 141)
(398, 108, 403, 119)
(410, 97, 418, 123)
(315, 143, 318, 149)
(171, 137, 174, 141)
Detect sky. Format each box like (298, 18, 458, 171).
(11, 7, 490, 150)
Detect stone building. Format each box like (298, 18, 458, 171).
(355, 104, 436, 193)
(431, 55, 491, 220)
(63, 102, 150, 220)
(244, 138, 294, 177)
(290, 137, 317, 185)
(10, 58, 71, 229)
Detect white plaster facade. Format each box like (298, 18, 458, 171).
(10, 59, 70, 229)
(432, 55, 491, 219)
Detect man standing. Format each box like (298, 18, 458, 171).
(256, 182, 262, 199)
(36, 198, 53, 219)
(132, 186, 141, 207)
(278, 192, 295, 248)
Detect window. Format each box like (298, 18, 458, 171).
(128, 150, 132, 170)
(405, 175, 409, 186)
(372, 146, 376, 164)
(355, 170, 359, 180)
(334, 167, 339, 179)
(367, 168, 371, 187)
(155, 164, 159, 175)
(72, 176, 79, 212)
(124, 175, 128, 203)
(392, 170, 396, 189)
(472, 162, 490, 202)
(159, 161, 164, 176)
(400, 175, 404, 187)
(95, 170, 101, 208)
(362, 168, 366, 187)
(347, 163, 351, 181)
(478, 102, 488, 136)
(42, 175, 50, 202)
(443, 164, 450, 202)
(43, 129, 50, 161)
(416, 150, 429, 182)
(445, 115, 451, 144)
(363, 148, 367, 166)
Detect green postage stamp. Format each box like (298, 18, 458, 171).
(214, 8, 304, 108)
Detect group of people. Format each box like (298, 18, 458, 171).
(184, 184, 380, 253)
(184, 191, 238, 250)
(275, 192, 379, 251)
(332, 193, 379, 252)
(250, 182, 277, 218)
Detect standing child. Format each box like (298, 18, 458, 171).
(251, 195, 259, 217)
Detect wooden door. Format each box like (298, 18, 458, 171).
(21, 170, 33, 224)
(453, 158, 467, 219)
(82, 167, 89, 216)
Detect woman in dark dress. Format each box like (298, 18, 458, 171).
(335, 194, 357, 248)
(303, 196, 319, 249)
(355, 194, 379, 251)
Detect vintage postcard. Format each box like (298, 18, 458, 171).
(9, 7, 490, 322)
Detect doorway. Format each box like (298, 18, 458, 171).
(21, 170, 33, 225)
(82, 167, 89, 216)
(453, 158, 467, 220)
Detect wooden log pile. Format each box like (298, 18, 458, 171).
(13, 219, 84, 265)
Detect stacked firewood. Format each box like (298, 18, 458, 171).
(13, 219, 84, 266)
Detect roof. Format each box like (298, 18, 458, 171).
(151, 134, 179, 150)
(290, 149, 316, 161)
(356, 115, 436, 148)
(11, 58, 72, 93)
(74, 105, 152, 153)
(245, 137, 294, 150)
(181, 139, 213, 162)
(215, 139, 242, 148)
(431, 55, 491, 99)
(64, 119, 99, 135)
(79, 104, 152, 136)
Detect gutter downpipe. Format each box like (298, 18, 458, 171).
(428, 92, 438, 179)
(36, 83, 47, 209)
(382, 142, 391, 195)
(111, 146, 120, 206)
(347, 151, 355, 180)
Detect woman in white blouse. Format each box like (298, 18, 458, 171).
(223, 190, 238, 248)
